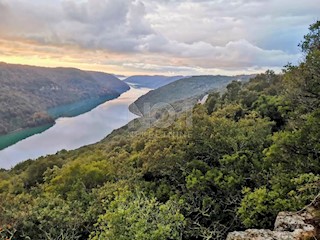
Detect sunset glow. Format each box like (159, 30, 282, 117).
(0, 0, 319, 75)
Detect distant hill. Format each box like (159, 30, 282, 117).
(129, 75, 253, 116)
(0, 63, 130, 135)
(124, 75, 186, 89)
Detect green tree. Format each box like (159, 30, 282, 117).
(90, 191, 185, 240)
(300, 20, 320, 54)
(205, 92, 221, 114)
(222, 81, 242, 103)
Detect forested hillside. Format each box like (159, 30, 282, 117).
(0, 64, 129, 135)
(124, 75, 185, 89)
(129, 75, 253, 116)
(0, 21, 319, 240)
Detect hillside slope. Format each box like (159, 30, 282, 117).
(129, 75, 253, 116)
(124, 75, 185, 89)
(0, 63, 129, 135)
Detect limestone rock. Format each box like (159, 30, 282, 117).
(226, 229, 295, 240)
(226, 211, 317, 240)
(274, 211, 315, 233)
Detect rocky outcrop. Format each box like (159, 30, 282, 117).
(274, 211, 315, 233)
(227, 209, 319, 240)
(227, 229, 308, 240)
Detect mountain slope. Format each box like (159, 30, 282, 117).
(124, 75, 185, 89)
(129, 75, 253, 116)
(0, 63, 130, 135)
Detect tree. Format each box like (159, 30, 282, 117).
(283, 21, 320, 114)
(253, 95, 288, 131)
(238, 173, 320, 229)
(300, 20, 320, 54)
(90, 191, 185, 240)
(222, 81, 242, 103)
(205, 92, 221, 114)
(264, 109, 320, 174)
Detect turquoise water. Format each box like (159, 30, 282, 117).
(48, 94, 119, 118)
(0, 124, 53, 151)
(0, 87, 150, 169)
(0, 94, 119, 151)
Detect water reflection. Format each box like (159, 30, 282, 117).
(0, 86, 150, 169)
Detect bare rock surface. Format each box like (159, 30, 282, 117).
(226, 210, 318, 240)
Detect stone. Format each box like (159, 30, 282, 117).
(226, 229, 295, 240)
(226, 211, 317, 240)
(274, 211, 314, 231)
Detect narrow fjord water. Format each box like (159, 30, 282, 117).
(0, 86, 150, 169)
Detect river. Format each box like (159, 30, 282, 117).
(0, 86, 150, 169)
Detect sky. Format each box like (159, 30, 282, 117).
(0, 0, 319, 76)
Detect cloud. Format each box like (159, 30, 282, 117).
(0, 0, 318, 75)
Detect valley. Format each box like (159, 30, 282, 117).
(0, 1, 319, 239)
(0, 63, 130, 149)
(0, 86, 150, 169)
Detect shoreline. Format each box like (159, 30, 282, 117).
(0, 86, 151, 169)
(0, 91, 125, 151)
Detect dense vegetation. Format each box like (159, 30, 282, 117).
(0, 21, 319, 240)
(124, 75, 185, 89)
(129, 75, 253, 116)
(0, 64, 129, 135)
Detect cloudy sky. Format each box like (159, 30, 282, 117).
(0, 0, 318, 76)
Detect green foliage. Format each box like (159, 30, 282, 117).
(239, 173, 320, 229)
(46, 157, 115, 198)
(0, 21, 320, 240)
(300, 20, 320, 54)
(283, 21, 320, 116)
(16, 194, 85, 239)
(91, 191, 185, 240)
(252, 95, 289, 131)
(130, 75, 252, 117)
(238, 187, 284, 228)
(264, 109, 320, 174)
(246, 70, 283, 95)
(222, 80, 242, 103)
(283, 53, 320, 115)
(205, 92, 221, 114)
